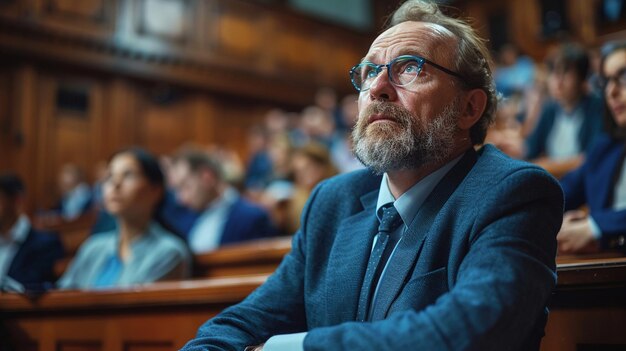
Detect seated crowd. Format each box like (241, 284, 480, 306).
(1, 39, 625, 293)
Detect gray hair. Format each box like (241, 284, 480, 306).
(390, 0, 497, 145)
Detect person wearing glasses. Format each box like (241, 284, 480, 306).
(181, 1, 562, 350)
(557, 41, 626, 254)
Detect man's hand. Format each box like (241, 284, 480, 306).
(557, 210, 600, 254)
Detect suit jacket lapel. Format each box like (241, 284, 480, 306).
(370, 148, 478, 321)
(325, 189, 379, 324)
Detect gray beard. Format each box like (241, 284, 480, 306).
(352, 99, 460, 175)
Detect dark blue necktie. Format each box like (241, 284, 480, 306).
(356, 204, 403, 322)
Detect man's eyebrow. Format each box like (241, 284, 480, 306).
(398, 49, 428, 59)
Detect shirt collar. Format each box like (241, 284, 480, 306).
(376, 154, 464, 228)
(202, 186, 239, 215)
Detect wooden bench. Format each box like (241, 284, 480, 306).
(2, 252, 624, 351)
(193, 236, 292, 278)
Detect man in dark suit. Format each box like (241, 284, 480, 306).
(171, 149, 276, 253)
(0, 173, 64, 292)
(181, 1, 563, 350)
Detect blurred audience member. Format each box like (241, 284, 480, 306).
(526, 43, 604, 177)
(287, 143, 338, 233)
(520, 66, 550, 137)
(172, 149, 276, 254)
(91, 160, 108, 211)
(58, 148, 191, 289)
(207, 145, 245, 188)
(267, 133, 294, 182)
(331, 94, 365, 173)
(89, 154, 198, 238)
(315, 87, 343, 131)
(558, 41, 626, 254)
(0, 173, 64, 292)
(56, 163, 93, 220)
(494, 44, 536, 98)
(244, 125, 273, 193)
(485, 94, 526, 159)
(259, 180, 295, 236)
(300, 106, 335, 147)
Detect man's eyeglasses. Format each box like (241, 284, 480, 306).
(349, 55, 465, 92)
(599, 68, 626, 90)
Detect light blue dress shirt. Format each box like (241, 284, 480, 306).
(0, 215, 29, 280)
(545, 107, 583, 160)
(189, 187, 238, 253)
(262, 155, 463, 351)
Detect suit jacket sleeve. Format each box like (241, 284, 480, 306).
(10, 230, 64, 290)
(560, 160, 587, 211)
(179, 185, 323, 351)
(591, 209, 626, 246)
(525, 103, 553, 160)
(304, 168, 562, 351)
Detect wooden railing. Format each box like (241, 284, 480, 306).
(193, 236, 292, 278)
(2, 245, 625, 351)
(0, 275, 267, 351)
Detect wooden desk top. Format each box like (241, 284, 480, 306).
(2, 249, 624, 313)
(0, 275, 267, 312)
(194, 236, 292, 267)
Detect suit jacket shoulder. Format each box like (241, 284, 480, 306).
(9, 228, 64, 290)
(220, 197, 277, 245)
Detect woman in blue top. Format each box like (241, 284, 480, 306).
(58, 148, 191, 289)
(558, 41, 626, 254)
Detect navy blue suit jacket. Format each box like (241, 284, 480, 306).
(219, 198, 276, 246)
(526, 94, 603, 160)
(560, 134, 626, 249)
(7, 228, 64, 290)
(182, 146, 563, 351)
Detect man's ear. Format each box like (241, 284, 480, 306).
(458, 88, 487, 130)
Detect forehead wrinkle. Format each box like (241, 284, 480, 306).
(365, 21, 458, 67)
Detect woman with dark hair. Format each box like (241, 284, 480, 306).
(58, 148, 191, 289)
(557, 41, 626, 254)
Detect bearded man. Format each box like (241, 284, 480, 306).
(181, 1, 563, 350)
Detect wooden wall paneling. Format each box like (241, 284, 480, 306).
(190, 95, 217, 146)
(13, 65, 40, 215)
(124, 0, 198, 56)
(210, 99, 268, 160)
(212, 0, 264, 61)
(569, 0, 598, 46)
(0, 65, 14, 172)
(1, 0, 370, 106)
(135, 86, 199, 155)
(34, 74, 104, 209)
(34, 75, 63, 209)
(461, 0, 492, 48)
(274, 20, 317, 73)
(508, 0, 545, 61)
(320, 33, 368, 91)
(33, 0, 117, 40)
(101, 78, 138, 159)
(0, 0, 33, 19)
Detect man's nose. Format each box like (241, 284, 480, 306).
(368, 70, 397, 101)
